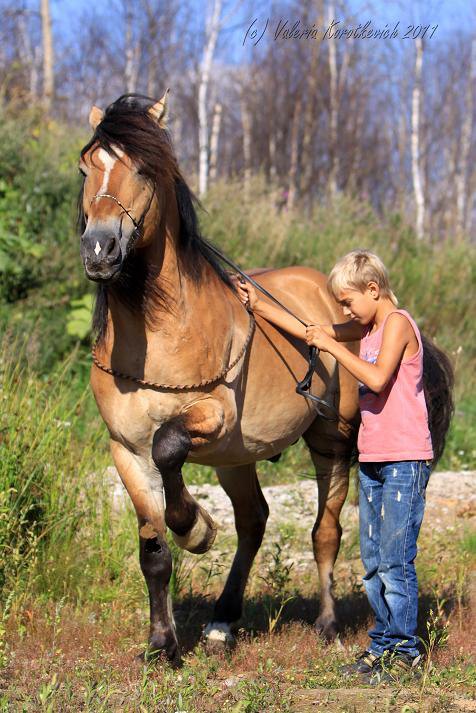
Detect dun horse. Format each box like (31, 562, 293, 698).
(78, 94, 452, 665)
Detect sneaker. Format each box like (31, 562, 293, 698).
(340, 650, 382, 678)
(370, 652, 423, 685)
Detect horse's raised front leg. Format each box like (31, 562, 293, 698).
(152, 414, 218, 555)
(204, 463, 269, 649)
(110, 440, 180, 664)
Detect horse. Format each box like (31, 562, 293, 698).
(77, 92, 365, 664)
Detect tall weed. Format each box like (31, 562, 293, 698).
(0, 336, 109, 602)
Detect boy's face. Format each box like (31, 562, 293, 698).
(336, 283, 379, 324)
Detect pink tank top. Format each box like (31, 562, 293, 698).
(358, 308, 433, 462)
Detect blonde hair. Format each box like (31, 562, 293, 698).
(327, 249, 398, 306)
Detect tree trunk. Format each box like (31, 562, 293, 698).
(198, 0, 222, 197)
(147, 56, 156, 97)
(301, 0, 323, 209)
(240, 95, 252, 197)
(411, 38, 425, 241)
(327, 0, 339, 202)
(124, 6, 140, 93)
(209, 102, 222, 184)
(456, 38, 475, 240)
(287, 96, 302, 209)
(40, 0, 54, 111)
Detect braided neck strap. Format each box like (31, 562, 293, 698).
(91, 311, 256, 390)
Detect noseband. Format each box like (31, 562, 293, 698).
(89, 188, 155, 255)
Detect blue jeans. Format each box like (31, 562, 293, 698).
(358, 460, 431, 659)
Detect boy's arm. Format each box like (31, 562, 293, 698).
(253, 300, 308, 340)
(332, 321, 364, 342)
(306, 313, 410, 393)
(254, 300, 362, 342)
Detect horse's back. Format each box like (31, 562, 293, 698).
(247, 264, 360, 434)
(246, 265, 341, 324)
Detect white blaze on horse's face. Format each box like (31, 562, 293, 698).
(79, 143, 153, 282)
(96, 147, 121, 195)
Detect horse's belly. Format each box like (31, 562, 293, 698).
(186, 374, 326, 467)
(90, 329, 338, 466)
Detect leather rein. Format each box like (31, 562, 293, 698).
(89, 191, 338, 420)
(203, 239, 338, 421)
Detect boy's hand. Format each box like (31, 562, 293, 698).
(305, 325, 335, 352)
(233, 275, 260, 310)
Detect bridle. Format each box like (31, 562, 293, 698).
(89, 187, 156, 257)
(88, 189, 338, 421)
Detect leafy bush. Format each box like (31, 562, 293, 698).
(0, 108, 92, 370)
(66, 294, 94, 340)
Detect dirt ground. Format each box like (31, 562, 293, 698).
(108, 466, 476, 573)
(185, 469, 476, 538)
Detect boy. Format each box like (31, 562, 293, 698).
(236, 249, 433, 683)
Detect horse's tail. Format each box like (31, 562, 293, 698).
(422, 333, 454, 467)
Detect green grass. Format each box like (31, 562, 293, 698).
(0, 337, 111, 602)
(459, 530, 476, 556)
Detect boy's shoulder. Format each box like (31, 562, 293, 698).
(385, 308, 414, 324)
(382, 310, 417, 339)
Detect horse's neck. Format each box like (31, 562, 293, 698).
(103, 225, 241, 383)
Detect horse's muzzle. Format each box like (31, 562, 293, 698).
(81, 230, 123, 282)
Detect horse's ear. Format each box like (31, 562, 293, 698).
(89, 106, 104, 130)
(148, 88, 170, 128)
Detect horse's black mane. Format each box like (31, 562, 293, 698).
(78, 93, 235, 344)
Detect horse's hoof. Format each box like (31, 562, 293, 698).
(203, 622, 236, 654)
(136, 644, 183, 668)
(205, 637, 230, 656)
(314, 617, 338, 642)
(172, 506, 217, 554)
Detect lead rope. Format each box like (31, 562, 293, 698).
(203, 239, 338, 421)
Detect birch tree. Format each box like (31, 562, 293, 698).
(301, 4, 323, 208)
(287, 96, 302, 209)
(456, 38, 475, 239)
(198, 0, 222, 196)
(411, 38, 425, 240)
(327, 0, 339, 201)
(240, 93, 252, 197)
(40, 0, 54, 111)
(209, 102, 222, 183)
(124, 4, 140, 93)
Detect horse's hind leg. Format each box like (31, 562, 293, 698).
(303, 421, 352, 640)
(204, 463, 269, 648)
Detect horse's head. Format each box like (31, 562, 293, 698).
(79, 92, 171, 282)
